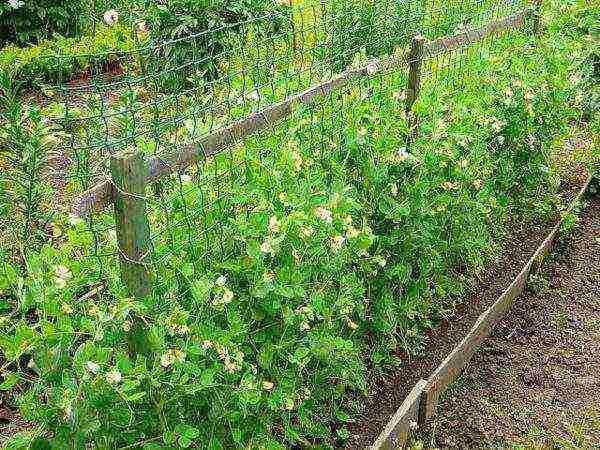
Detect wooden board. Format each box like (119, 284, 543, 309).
(370, 380, 427, 450)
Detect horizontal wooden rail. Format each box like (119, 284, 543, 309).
(424, 10, 530, 57)
(72, 9, 530, 218)
(370, 175, 594, 450)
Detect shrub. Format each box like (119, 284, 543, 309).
(0, 0, 88, 46)
(143, 0, 291, 90)
(0, 24, 139, 87)
(326, 0, 424, 72)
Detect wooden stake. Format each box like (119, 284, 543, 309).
(110, 150, 151, 298)
(110, 151, 152, 356)
(406, 35, 426, 143)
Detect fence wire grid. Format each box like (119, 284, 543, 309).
(1, 0, 535, 296)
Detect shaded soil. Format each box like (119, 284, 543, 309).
(416, 195, 600, 449)
(346, 178, 591, 449)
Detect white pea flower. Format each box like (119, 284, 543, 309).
(260, 241, 273, 254)
(268, 216, 280, 233)
(262, 381, 275, 390)
(54, 265, 72, 289)
(68, 213, 83, 226)
(137, 21, 149, 34)
(224, 358, 238, 374)
(106, 370, 122, 384)
(315, 206, 333, 224)
(397, 147, 409, 162)
(375, 256, 387, 267)
(103, 9, 119, 26)
(215, 275, 227, 286)
(366, 62, 379, 76)
(160, 352, 175, 368)
(221, 288, 234, 304)
(300, 226, 314, 238)
(330, 235, 345, 251)
(85, 361, 101, 374)
(249, 89, 261, 101)
(8, 0, 24, 9)
(262, 271, 275, 283)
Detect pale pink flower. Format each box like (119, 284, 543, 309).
(330, 235, 345, 251)
(106, 370, 122, 384)
(103, 9, 119, 26)
(260, 241, 273, 254)
(268, 216, 280, 233)
(315, 206, 333, 224)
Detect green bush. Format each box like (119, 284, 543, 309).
(143, 0, 291, 90)
(0, 24, 139, 86)
(326, 0, 425, 72)
(0, 0, 88, 46)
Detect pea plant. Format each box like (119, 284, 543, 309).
(0, 4, 586, 450)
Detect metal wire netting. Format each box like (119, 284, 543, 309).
(1, 0, 532, 289)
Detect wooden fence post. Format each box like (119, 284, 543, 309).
(110, 150, 152, 356)
(406, 35, 426, 144)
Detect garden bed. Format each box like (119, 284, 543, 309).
(346, 170, 592, 449)
(416, 194, 600, 448)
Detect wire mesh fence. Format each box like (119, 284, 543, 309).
(0, 0, 536, 291)
(0, 0, 564, 446)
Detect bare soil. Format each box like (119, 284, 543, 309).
(416, 195, 600, 449)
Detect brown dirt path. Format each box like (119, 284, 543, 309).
(416, 196, 600, 449)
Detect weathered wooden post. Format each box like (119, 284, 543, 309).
(110, 150, 152, 355)
(406, 35, 426, 145)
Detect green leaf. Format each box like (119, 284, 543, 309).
(178, 436, 192, 448)
(0, 373, 18, 390)
(163, 431, 176, 445)
(190, 277, 212, 303)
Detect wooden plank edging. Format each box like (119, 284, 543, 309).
(71, 9, 529, 218)
(371, 175, 593, 449)
(369, 380, 427, 450)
